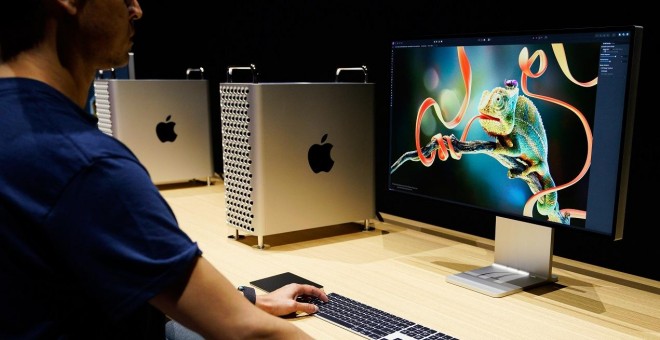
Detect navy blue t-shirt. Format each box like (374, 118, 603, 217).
(0, 78, 202, 338)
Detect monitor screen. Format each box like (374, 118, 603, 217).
(381, 26, 642, 296)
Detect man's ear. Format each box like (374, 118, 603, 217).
(55, 0, 78, 15)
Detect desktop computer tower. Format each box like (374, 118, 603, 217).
(93, 79, 214, 185)
(219, 82, 375, 248)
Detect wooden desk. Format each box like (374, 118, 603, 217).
(160, 182, 660, 339)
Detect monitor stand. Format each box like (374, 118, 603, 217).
(446, 216, 557, 297)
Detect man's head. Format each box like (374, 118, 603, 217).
(0, 0, 142, 69)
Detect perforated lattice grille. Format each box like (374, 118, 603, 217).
(219, 85, 254, 232)
(93, 81, 114, 136)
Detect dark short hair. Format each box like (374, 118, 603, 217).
(0, 0, 48, 61)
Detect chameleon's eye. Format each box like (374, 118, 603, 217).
(492, 94, 505, 109)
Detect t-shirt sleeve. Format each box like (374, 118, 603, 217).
(45, 156, 202, 320)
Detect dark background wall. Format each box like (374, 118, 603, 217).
(131, 1, 658, 281)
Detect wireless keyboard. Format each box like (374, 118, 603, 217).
(307, 292, 458, 340)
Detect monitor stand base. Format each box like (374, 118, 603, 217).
(447, 265, 557, 298)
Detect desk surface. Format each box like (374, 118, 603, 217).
(160, 181, 660, 339)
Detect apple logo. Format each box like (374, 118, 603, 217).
(156, 115, 177, 143)
(308, 133, 334, 173)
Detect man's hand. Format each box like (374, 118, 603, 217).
(256, 283, 329, 316)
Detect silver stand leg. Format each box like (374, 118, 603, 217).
(227, 228, 242, 240)
(251, 235, 269, 249)
(363, 219, 375, 231)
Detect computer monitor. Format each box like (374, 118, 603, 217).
(380, 26, 643, 297)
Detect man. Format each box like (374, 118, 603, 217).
(0, 0, 327, 338)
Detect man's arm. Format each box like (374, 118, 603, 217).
(150, 256, 313, 339)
